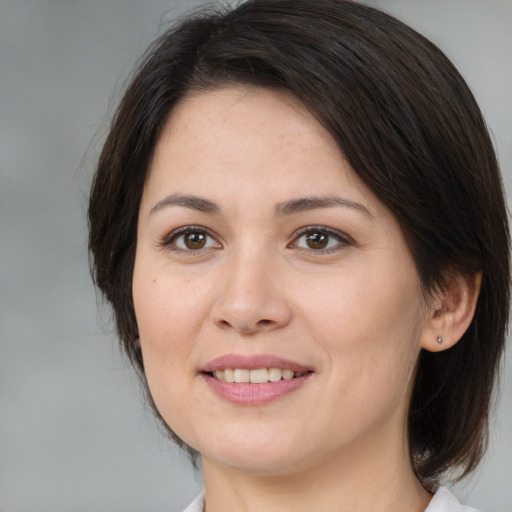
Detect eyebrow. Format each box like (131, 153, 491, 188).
(149, 194, 221, 216)
(149, 193, 373, 219)
(274, 195, 374, 219)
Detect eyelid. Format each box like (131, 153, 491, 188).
(289, 225, 353, 252)
(159, 225, 222, 251)
(158, 224, 351, 253)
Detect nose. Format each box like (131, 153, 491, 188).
(210, 248, 292, 335)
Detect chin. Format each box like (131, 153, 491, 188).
(208, 451, 308, 477)
(197, 431, 326, 477)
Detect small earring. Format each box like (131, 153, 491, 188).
(436, 335, 443, 344)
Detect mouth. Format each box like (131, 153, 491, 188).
(201, 355, 314, 405)
(205, 368, 310, 383)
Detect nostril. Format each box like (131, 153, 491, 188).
(256, 319, 273, 327)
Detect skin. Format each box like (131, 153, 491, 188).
(133, 87, 478, 512)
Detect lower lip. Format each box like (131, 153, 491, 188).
(202, 373, 313, 405)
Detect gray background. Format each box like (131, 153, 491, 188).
(0, 1, 510, 510)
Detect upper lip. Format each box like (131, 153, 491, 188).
(202, 354, 313, 373)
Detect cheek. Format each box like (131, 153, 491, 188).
(133, 252, 214, 342)
(293, 263, 424, 403)
(132, 268, 200, 435)
(132, 261, 205, 388)
(295, 263, 423, 341)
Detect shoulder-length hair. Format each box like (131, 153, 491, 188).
(88, 0, 510, 484)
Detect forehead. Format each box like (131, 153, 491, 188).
(145, 86, 369, 203)
(158, 86, 334, 164)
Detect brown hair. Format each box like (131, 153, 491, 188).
(88, 0, 510, 484)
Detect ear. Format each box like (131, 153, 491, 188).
(421, 271, 482, 352)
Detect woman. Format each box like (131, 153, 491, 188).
(88, 1, 510, 510)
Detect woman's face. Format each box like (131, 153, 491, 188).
(133, 87, 434, 475)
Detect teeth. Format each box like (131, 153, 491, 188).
(233, 369, 250, 383)
(211, 368, 306, 383)
(223, 368, 235, 382)
(250, 368, 269, 383)
(282, 369, 294, 380)
(268, 367, 282, 382)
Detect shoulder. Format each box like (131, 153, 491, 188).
(181, 492, 205, 512)
(426, 487, 481, 512)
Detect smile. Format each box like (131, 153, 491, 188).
(209, 368, 306, 383)
(201, 355, 314, 405)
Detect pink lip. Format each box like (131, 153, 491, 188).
(201, 354, 314, 405)
(202, 373, 313, 405)
(202, 354, 312, 373)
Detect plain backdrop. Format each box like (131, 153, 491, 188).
(0, 1, 511, 511)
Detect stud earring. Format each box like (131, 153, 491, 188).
(436, 335, 443, 344)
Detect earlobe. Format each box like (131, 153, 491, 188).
(421, 271, 482, 353)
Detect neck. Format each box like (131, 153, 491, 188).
(201, 418, 431, 512)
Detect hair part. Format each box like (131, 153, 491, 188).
(88, 0, 510, 484)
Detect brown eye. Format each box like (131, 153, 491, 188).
(292, 227, 350, 252)
(305, 232, 328, 249)
(184, 232, 206, 249)
(165, 227, 221, 252)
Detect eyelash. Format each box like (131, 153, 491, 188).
(159, 226, 221, 253)
(289, 226, 352, 254)
(159, 225, 352, 254)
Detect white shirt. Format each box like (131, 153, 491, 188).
(425, 487, 480, 512)
(181, 487, 480, 512)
